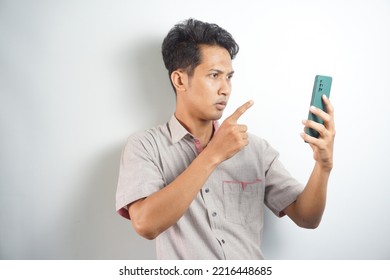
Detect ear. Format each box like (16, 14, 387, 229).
(170, 70, 188, 93)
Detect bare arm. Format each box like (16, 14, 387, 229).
(129, 100, 254, 239)
(284, 95, 335, 228)
(129, 151, 218, 240)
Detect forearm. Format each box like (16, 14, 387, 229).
(288, 163, 331, 228)
(129, 149, 219, 239)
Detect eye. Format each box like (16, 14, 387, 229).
(227, 74, 234, 80)
(210, 73, 218, 79)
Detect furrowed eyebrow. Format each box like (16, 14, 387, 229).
(209, 69, 235, 75)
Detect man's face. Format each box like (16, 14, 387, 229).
(182, 45, 234, 121)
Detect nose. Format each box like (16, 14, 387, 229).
(218, 78, 231, 96)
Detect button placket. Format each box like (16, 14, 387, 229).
(201, 179, 226, 252)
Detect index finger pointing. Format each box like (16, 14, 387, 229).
(227, 100, 254, 123)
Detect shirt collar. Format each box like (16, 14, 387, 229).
(169, 115, 190, 144)
(168, 115, 220, 144)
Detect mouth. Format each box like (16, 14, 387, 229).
(215, 101, 227, 110)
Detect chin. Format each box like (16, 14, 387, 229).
(210, 111, 224, 121)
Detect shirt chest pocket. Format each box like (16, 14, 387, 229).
(223, 179, 264, 225)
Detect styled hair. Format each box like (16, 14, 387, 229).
(161, 18, 239, 89)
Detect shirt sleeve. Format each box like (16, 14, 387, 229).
(263, 141, 304, 217)
(115, 133, 165, 219)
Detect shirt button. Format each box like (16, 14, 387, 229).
(212, 212, 217, 217)
(205, 188, 209, 193)
(221, 239, 225, 244)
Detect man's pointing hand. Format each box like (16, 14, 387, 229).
(206, 100, 254, 163)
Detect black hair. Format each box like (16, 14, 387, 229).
(161, 18, 239, 89)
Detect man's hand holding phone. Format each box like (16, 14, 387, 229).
(301, 76, 335, 172)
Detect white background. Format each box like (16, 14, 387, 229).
(1, 0, 389, 259)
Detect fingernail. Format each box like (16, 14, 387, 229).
(310, 106, 316, 111)
(322, 94, 328, 99)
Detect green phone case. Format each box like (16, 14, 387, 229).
(306, 75, 332, 138)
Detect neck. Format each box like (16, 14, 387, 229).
(174, 112, 214, 148)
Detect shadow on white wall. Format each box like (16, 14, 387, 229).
(66, 38, 175, 259)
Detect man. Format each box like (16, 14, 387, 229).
(116, 18, 335, 259)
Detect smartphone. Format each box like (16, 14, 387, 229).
(306, 75, 332, 138)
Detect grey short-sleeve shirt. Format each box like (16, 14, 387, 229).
(116, 115, 304, 259)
